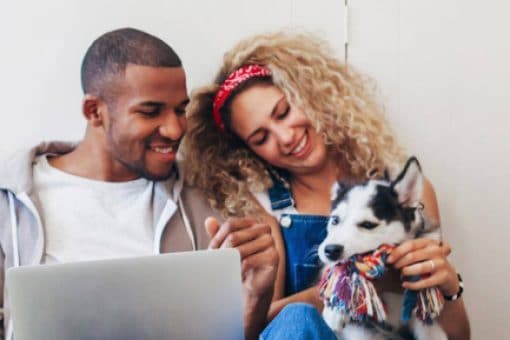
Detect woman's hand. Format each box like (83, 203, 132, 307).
(386, 238, 460, 296)
(385, 179, 470, 339)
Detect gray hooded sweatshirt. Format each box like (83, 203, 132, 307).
(0, 142, 216, 339)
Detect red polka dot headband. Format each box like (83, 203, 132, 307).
(212, 64, 272, 133)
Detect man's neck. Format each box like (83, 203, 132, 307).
(48, 137, 139, 182)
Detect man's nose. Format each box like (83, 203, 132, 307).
(158, 112, 186, 141)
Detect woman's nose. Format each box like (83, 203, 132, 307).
(275, 125, 295, 150)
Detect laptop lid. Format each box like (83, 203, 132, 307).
(6, 249, 244, 340)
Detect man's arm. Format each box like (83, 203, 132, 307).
(205, 217, 278, 340)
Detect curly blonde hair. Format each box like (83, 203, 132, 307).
(183, 31, 406, 218)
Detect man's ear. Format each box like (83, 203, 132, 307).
(82, 94, 106, 127)
(391, 157, 423, 206)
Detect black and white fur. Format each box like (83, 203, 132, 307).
(318, 157, 446, 340)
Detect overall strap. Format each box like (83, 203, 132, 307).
(267, 175, 293, 210)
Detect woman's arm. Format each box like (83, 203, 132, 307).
(387, 178, 470, 340)
(267, 285, 323, 321)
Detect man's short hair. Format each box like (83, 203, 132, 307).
(81, 27, 181, 103)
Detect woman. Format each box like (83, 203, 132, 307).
(184, 31, 469, 339)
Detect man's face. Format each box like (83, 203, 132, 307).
(102, 64, 188, 181)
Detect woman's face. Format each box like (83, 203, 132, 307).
(229, 84, 329, 176)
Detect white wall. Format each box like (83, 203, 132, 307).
(349, 2, 510, 338)
(2, 0, 509, 338)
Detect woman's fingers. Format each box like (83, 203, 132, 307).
(402, 266, 459, 296)
(387, 238, 444, 269)
(393, 244, 444, 269)
(401, 257, 445, 277)
(388, 238, 460, 295)
(207, 217, 258, 249)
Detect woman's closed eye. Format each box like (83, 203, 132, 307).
(276, 105, 290, 120)
(175, 107, 186, 116)
(252, 131, 269, 146)
(250, 107, 289, 146)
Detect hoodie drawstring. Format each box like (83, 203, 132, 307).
(7, 192, 20, 268)
(6, 191, 19, 340)
(178, 197, 197, 251)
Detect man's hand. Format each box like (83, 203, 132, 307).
(205, 217, 278, 298)
(205, 217, 278, 339)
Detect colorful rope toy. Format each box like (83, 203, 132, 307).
(319, 244, 444, 326)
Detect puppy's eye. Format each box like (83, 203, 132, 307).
(330, 215, 340, 226)
(359, 221, 378, 229)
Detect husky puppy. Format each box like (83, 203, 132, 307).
(318, 157, 447, 340)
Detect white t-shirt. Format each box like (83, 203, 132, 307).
(33, 155, 155, 264)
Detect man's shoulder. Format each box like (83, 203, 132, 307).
(180, 183, 213, 208)
(180, 183, 222, 220)
(0, 145, 37, 192)
(0, 141, 77, 193)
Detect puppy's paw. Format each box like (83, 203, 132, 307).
(322, 307, 347, 333)
(411, 317, 447, 340)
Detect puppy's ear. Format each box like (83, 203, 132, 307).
(391, 157, 423, 206)
(330, 182, 351, 211)
(383, 169, 391, 181)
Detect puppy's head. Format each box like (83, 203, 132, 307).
(318, 157, 425, 266)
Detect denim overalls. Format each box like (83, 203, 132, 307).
(268, 179, 329, 296)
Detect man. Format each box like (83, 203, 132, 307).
(0, 28, 278, 340)
(0, 28, 335, 340)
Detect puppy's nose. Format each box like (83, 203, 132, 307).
(324, 244, 344, 261)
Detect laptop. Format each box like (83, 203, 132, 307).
(6, 249, 244, 340)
